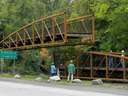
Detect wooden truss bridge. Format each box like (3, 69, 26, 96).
(54, 51, 128, 82)
(0, 12, 94, 50)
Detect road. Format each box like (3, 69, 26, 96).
(0, 78, 127, 96)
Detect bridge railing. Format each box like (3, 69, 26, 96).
(54, 51, 128, 82)
(88, 52, 128, 80)
(55, 15, 95, 42)
(67, 15, 94, 34)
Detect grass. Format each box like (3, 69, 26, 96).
(55, 79, 92, 86)
(0, 74, 14, 78)
(0, 74, 128, 89)
(21, 75, 40, 80)
(102, 82, 128, 89)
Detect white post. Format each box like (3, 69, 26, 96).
(57, 69, 60, 76)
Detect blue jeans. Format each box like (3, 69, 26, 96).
(108, 58, 113, 68)
(121, 61, 123, 68)
(51, 73, 56, 76)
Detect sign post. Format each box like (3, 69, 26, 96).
(13, 59, 16, 75)
(1, 59, 4, 74)
(0, 51, 18, 74)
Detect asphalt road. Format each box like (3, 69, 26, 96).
(0, 78, 127, 96)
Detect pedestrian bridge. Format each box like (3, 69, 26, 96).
(54, 51, 128, 82)
(0, 12, 94, 50)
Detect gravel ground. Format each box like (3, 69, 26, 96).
(0, 78, 127, 96)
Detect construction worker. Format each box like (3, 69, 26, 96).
(67, 60, 75, 82)
(51, 62, 56, 76)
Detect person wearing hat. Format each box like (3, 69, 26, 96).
(67, 60, 75, 82)
(120, 50, 124, 68)
(51, 62, 56, 76)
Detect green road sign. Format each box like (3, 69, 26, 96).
(0, 51, 18, 59)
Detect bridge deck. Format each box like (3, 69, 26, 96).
(1, 33, 92, 48)
(59, 67, 128, 71)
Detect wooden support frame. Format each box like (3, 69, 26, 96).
(17, 33, 24, 46)
(43, 21, 53, 41)
(34, 25, 42, 42)
(93, 56, 105, 76)
(54, 18, 65, 41)
(80, 20, 88, 33)
(10, 37, 16, 47)
(79, 54, 90, 75)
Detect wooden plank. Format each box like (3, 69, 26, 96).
(59, 67, 128, 71)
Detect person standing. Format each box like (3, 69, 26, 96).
(108, 50, 113, 68)
(120, 50, 124, 68)
(51, 62, 56, 76)
(67, 60, 75, 82)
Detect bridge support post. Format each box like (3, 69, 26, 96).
(42, 21, 44, 44)
(76, 52, 79, 78)
(64, 12, 67, 43)
(52, 17, 55, 43)
(16, 33, 18, 47)
(92, 15, 95, 43)
(123, 59, 126, 80)
(32, 24, 35, 45)
(90, 54, 93, 78)
(24, 28, 26, 47)
(106, 56, 108, 79)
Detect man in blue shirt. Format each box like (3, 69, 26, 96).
(51, 62, 56, 76)
(108, 50, 113, 68)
